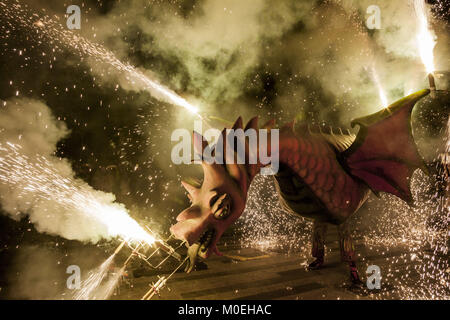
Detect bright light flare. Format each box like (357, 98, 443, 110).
(95, 204, 156, 246)
(376, 81, 388, 108)
(414, 0, 437, 74)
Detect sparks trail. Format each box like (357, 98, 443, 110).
(414, 0, 437, 74)
(0, 0, 200, 115)
(362, 170, 449, 299)
(0, 142, 155, 245)
(370, 66, 388, 108)
(73, 252, 117, 300)
(414, 0, 438, 97)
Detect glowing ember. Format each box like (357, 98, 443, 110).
(414, 0, 437, 74)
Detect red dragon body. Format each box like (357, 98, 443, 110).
(170, 89, 430, 284)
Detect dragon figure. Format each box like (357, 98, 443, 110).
(170, 89, 430, 284)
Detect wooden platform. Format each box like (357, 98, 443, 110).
(113, 227, 446, 300)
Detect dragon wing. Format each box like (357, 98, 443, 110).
(343, 89, 430, 204)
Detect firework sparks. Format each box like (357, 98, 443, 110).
(0, 1, 200, 115)
(414, 0, 437, 75)
(74, 241, 131, 300)
(73, 252, 117, 300)
(0, 142, 155, 245)
(361, 124, 449, 300)
(371, 66, 388, 108)
(239, 134, 449, 300)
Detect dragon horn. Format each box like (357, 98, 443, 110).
(181, 181, 200, 200)
(232, 116, 243, 130)
(245, 117, 258, 131)
(262, 119, 276, 129)
(193, 131, 209, 157)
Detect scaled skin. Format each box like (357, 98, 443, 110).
(170, 89, 430, 282)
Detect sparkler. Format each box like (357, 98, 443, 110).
(73, 252, 117, 300)
(74, 240, 133, 300)
(414, 0, 437, 97)
(371, 66, 388, 108)
(74, 240, 129, 300)
(75, 237, 187, 300)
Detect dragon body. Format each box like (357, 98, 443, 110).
(170, 89, 430, 283)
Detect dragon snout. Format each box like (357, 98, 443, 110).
(170, 218, 207, 246)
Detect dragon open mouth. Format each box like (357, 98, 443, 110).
(184, 228, 215, 272)
(198, 228, 215, 257)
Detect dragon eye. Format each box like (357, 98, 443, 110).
(214, 203, 230, 220)
(211, 193, 231, 220)
(209, 193, 220, 207)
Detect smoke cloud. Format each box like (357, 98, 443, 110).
(82, 0, 448, 123)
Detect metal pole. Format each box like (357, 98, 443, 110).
(428, 73, 436, 98)
(141, 256, 189, 300)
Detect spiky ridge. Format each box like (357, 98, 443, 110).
(182, 117, 277, 200)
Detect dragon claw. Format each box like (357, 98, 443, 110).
(349, 262, 363, 286)
(185, 243, 200, 273)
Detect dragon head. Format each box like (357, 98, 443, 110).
(170, 117, 259, 272)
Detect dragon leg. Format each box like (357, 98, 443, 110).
(308, 220, 327, 270)
(337, 223, 362, 285)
